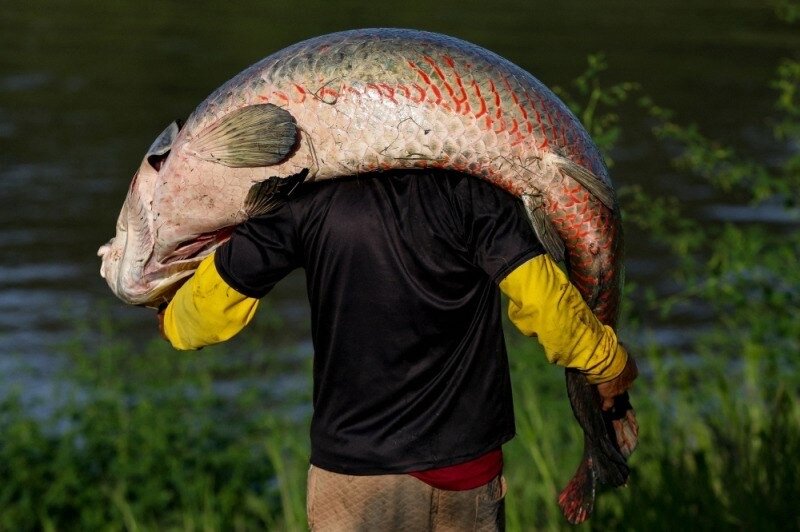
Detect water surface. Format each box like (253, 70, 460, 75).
(1, 0, 798, 392)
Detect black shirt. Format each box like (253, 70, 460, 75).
(215, 170, 543, 474)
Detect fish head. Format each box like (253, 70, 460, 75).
(99, 103, 300, 307)
(98, 120, 239, 307)
(99, 121, 187, 307)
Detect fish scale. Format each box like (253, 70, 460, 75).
(99, 28, 630, 523)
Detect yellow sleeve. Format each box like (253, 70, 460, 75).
(499, 254, 628, 384)
(162, 252, 260, 351)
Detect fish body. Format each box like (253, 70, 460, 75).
(98, 28, 632, 522)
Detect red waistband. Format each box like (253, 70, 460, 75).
(409, 448, 503, 491)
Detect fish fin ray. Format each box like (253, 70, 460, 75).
(193, 104, 297, 168)
(557, 450, 597, 525)
(522, 194, 565, 263)
(547, 153, 616, 210)
(244, 168, 309, 218)
(565, 369, 630, 489)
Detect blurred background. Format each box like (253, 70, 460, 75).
(1, 0, 798, 530)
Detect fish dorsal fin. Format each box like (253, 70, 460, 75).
(545, 152, 616, 210)
(244, 168, 309, 217)
(522, 194, 566, 263)
(192, 104, 297, 168)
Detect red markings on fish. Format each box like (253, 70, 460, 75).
(408, 59, 448, 108)
(409, 83, 425, 103)
(378, 83, 398, 103)
(358, 83, 399, 104)
(508, 118, 528, 145)
(423, 54, 456, 103)
(542, 107, 559, 145)
(365, 82, 382, 99)
(429, 83, 443, 105)
(471, 80, 488, 119)
(508, 119, 519, 135)
(502, 77, 517, 102)
(451, 73, 470, 115)
(487, 80, 506, 132)
(439, 54, 470, 114)
(502, 76, 532, 137)
(540, 99, 567, 147)
(317, 86, 339, 102)
(255, 89, 302, 109)
(423, 55, 447, 83)
(293, 84, 307, 103)
(407, 60, 432, 85)
(525, 91, 543, 135)
(488, 80, 501, 110)
(396, 84, 411, 100)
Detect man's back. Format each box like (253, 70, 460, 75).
(161, 169, 635, 531)
(214, 170, 543, 473)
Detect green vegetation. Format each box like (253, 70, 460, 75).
(0, 321, 311, 531)
(504, 16, 800, 526)
(2, 8, 798, 532)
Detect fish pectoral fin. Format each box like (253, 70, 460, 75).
(192, 104, 298, 168)
(522, 194, 566, 263)
(546, 153, 616, 210)
(244, 168, 309, 217)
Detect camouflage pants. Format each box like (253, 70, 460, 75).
(306, 465, 506, 531)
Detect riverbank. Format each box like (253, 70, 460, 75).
(2, 319, 798, 530)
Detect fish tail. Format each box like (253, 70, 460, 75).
(557, 451, 596, 525)
(561, 369, 631, 522)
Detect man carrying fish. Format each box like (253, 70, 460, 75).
(157, 168, 637, 531)
(99, 29, 640, 530)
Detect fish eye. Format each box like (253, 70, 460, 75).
(145, 119, 183, 172)
(147, 151, 170, 172)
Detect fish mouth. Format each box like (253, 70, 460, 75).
(120, 225, 237, 307)
(160, 226, 236, 265)
(100, 225, 236, 307)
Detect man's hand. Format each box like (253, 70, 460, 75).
(597, 355, 639, 458)
(597, 355, 638, 411)
(156, 304, 168, 342)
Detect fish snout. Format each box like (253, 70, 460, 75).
(97, 238, 114, 259)
(97, 238, 115, 279)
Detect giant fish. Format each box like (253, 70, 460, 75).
(97, 28, 636, 523)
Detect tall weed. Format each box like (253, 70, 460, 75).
(501, 10, 800, 527)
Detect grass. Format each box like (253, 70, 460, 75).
(2, 320, 798, 531)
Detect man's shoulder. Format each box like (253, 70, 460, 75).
(290, 170, 517, 206)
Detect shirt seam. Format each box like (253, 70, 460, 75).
(491, 247, 544, 284)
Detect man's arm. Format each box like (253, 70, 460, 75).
(159, 200, 298, 350)
(160, 253, 260, 350)
(498, 253, 637, 404)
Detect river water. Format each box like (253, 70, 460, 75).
(1, 1, 798, 397)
